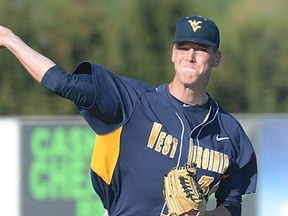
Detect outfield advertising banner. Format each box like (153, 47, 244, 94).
(20, 118, 105, 216)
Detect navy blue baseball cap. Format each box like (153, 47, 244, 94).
(171, 16, 220, 48)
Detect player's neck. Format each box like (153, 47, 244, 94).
(168, 82, 208, 106)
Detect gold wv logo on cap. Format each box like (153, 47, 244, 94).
(188, 20, 202, 32)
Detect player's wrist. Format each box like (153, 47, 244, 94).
(0, 27, 23, 50)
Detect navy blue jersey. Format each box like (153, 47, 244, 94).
(41, 62, 257, 216)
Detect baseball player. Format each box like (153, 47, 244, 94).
(0, 15, 257, 216)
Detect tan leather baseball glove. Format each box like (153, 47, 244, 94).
(163, 164, 206, 216)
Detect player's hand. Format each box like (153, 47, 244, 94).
(0, 25, 14, 49)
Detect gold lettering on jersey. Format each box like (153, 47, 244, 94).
(147, 122, 162, 148)
(155, 131, 166, 152)
(147, 122, 178, 158)
(188, 139, 229, 174)
(202, 148, 210, 170)
(162, 134, 172, 155)
(188, 20, 202, 32)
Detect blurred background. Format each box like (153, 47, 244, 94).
(0, 0, 287, 215)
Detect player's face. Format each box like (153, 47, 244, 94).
(171, 41, 221, 87)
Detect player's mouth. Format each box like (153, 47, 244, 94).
(181, 66, 197, 72)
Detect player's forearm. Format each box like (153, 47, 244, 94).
(0, 26, 55, 82)
(204, 206, 231, 216)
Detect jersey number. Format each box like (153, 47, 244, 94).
(198, 175, 214, 195)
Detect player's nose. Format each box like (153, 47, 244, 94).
(187, 48, 196, 62)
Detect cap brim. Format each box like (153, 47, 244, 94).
(171, 37, 217, 48)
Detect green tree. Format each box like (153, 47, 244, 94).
(208, 0, 288, 112)
(1, 0, 288, 115)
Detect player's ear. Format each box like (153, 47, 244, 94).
(171, 45, 177, 63)
(212, 50, 221, 67)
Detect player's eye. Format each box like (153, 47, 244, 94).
(178, 47, 190, 51)
(194, 46, 208, 52)
(176, 44, 189, 50)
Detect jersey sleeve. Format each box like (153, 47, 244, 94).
(41, 62, 154, 134)
(216, 117, 258, 198)
(41, 65, 95, 107)
(72, 61, 154, 134)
